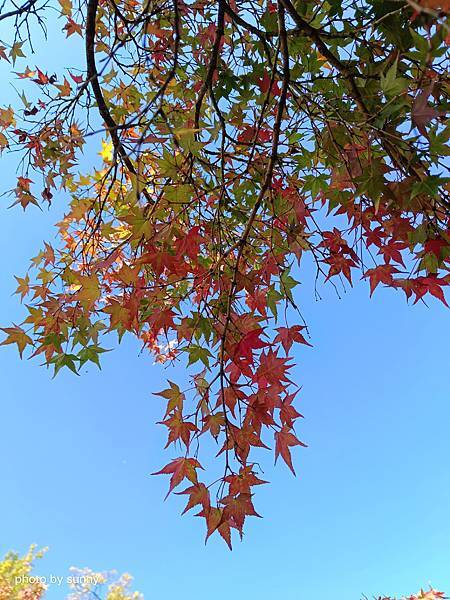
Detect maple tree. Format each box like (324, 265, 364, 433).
(0, 0, 449, 548)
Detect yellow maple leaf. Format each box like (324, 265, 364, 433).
(99, 140, 113, 162)
(75, 274, 101, 308)
(14, 274, 30, 301)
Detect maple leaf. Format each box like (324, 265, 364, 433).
(152, 457, 202, 498)
(364, 264, 400, 296)
(69, 72, 84, 84)
(217, 386, 245, 418)
(13, 176, 38, 210)
(274, 325, 311, 354)
(0, 45, 10, 63)
(32, 68, 50, 85)
(246, 288, 269, 316)
(412, 84, 442, 138)
(274, 426, 306, 475)
(232, 327, 267, 364)
(218, 423, 270, 464)
(220, 492, 261, 535)
(74, 274, 101, 308)
(196, 506, 233, 549)
(245, 392, 276, 432)
(0, 107, 14, 129)
(55, 77, 71, 97)
(257, 71, 281, 96)
(158, 409, 198, 448)
(146, 308, 176, 333)
(14, 274, 30, 301)
(174, 226, 204, 260)
(15, 66, 36, 80)
(201, 412, 225, 438)
(9, 42, 25, 65)
(102, 300, 132, 331)
(255, 349, 293, 387)
(99, 140, 113, 162)
(279, 392, 303, 427)
(155, 381, 185, 416)
(0, 325, 33, 358)
(176, 482, 210, 514)
(413, 276, 449, 307)
(224, 465, 267, 495)
(64, 17, 82, 37)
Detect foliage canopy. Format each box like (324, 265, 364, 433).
(0, 0, 449, 545)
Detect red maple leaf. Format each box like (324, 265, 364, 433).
(274, 325, 311, 354)
(196, 506, 234, 549)
(233, 327, 267, 364)
(364, 264, 400, 296)
(255, 349, 292, 387)
(257, 71, 281, 96)
(152, 457, 202, 498)
(220, 492, 261, 534)
(274, 426, 306, 475)
(176, 482, 210, 514)
(279, 392, 303, 427)
(158, 409, 198, 448)
(224, 465, 268, 495)
(413, 275, 449, 307)
(69, 72, 84, 84)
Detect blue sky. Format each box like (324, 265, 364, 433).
(1, 17, 450, 600)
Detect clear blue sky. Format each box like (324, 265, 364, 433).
(1, 19, 450, 600)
